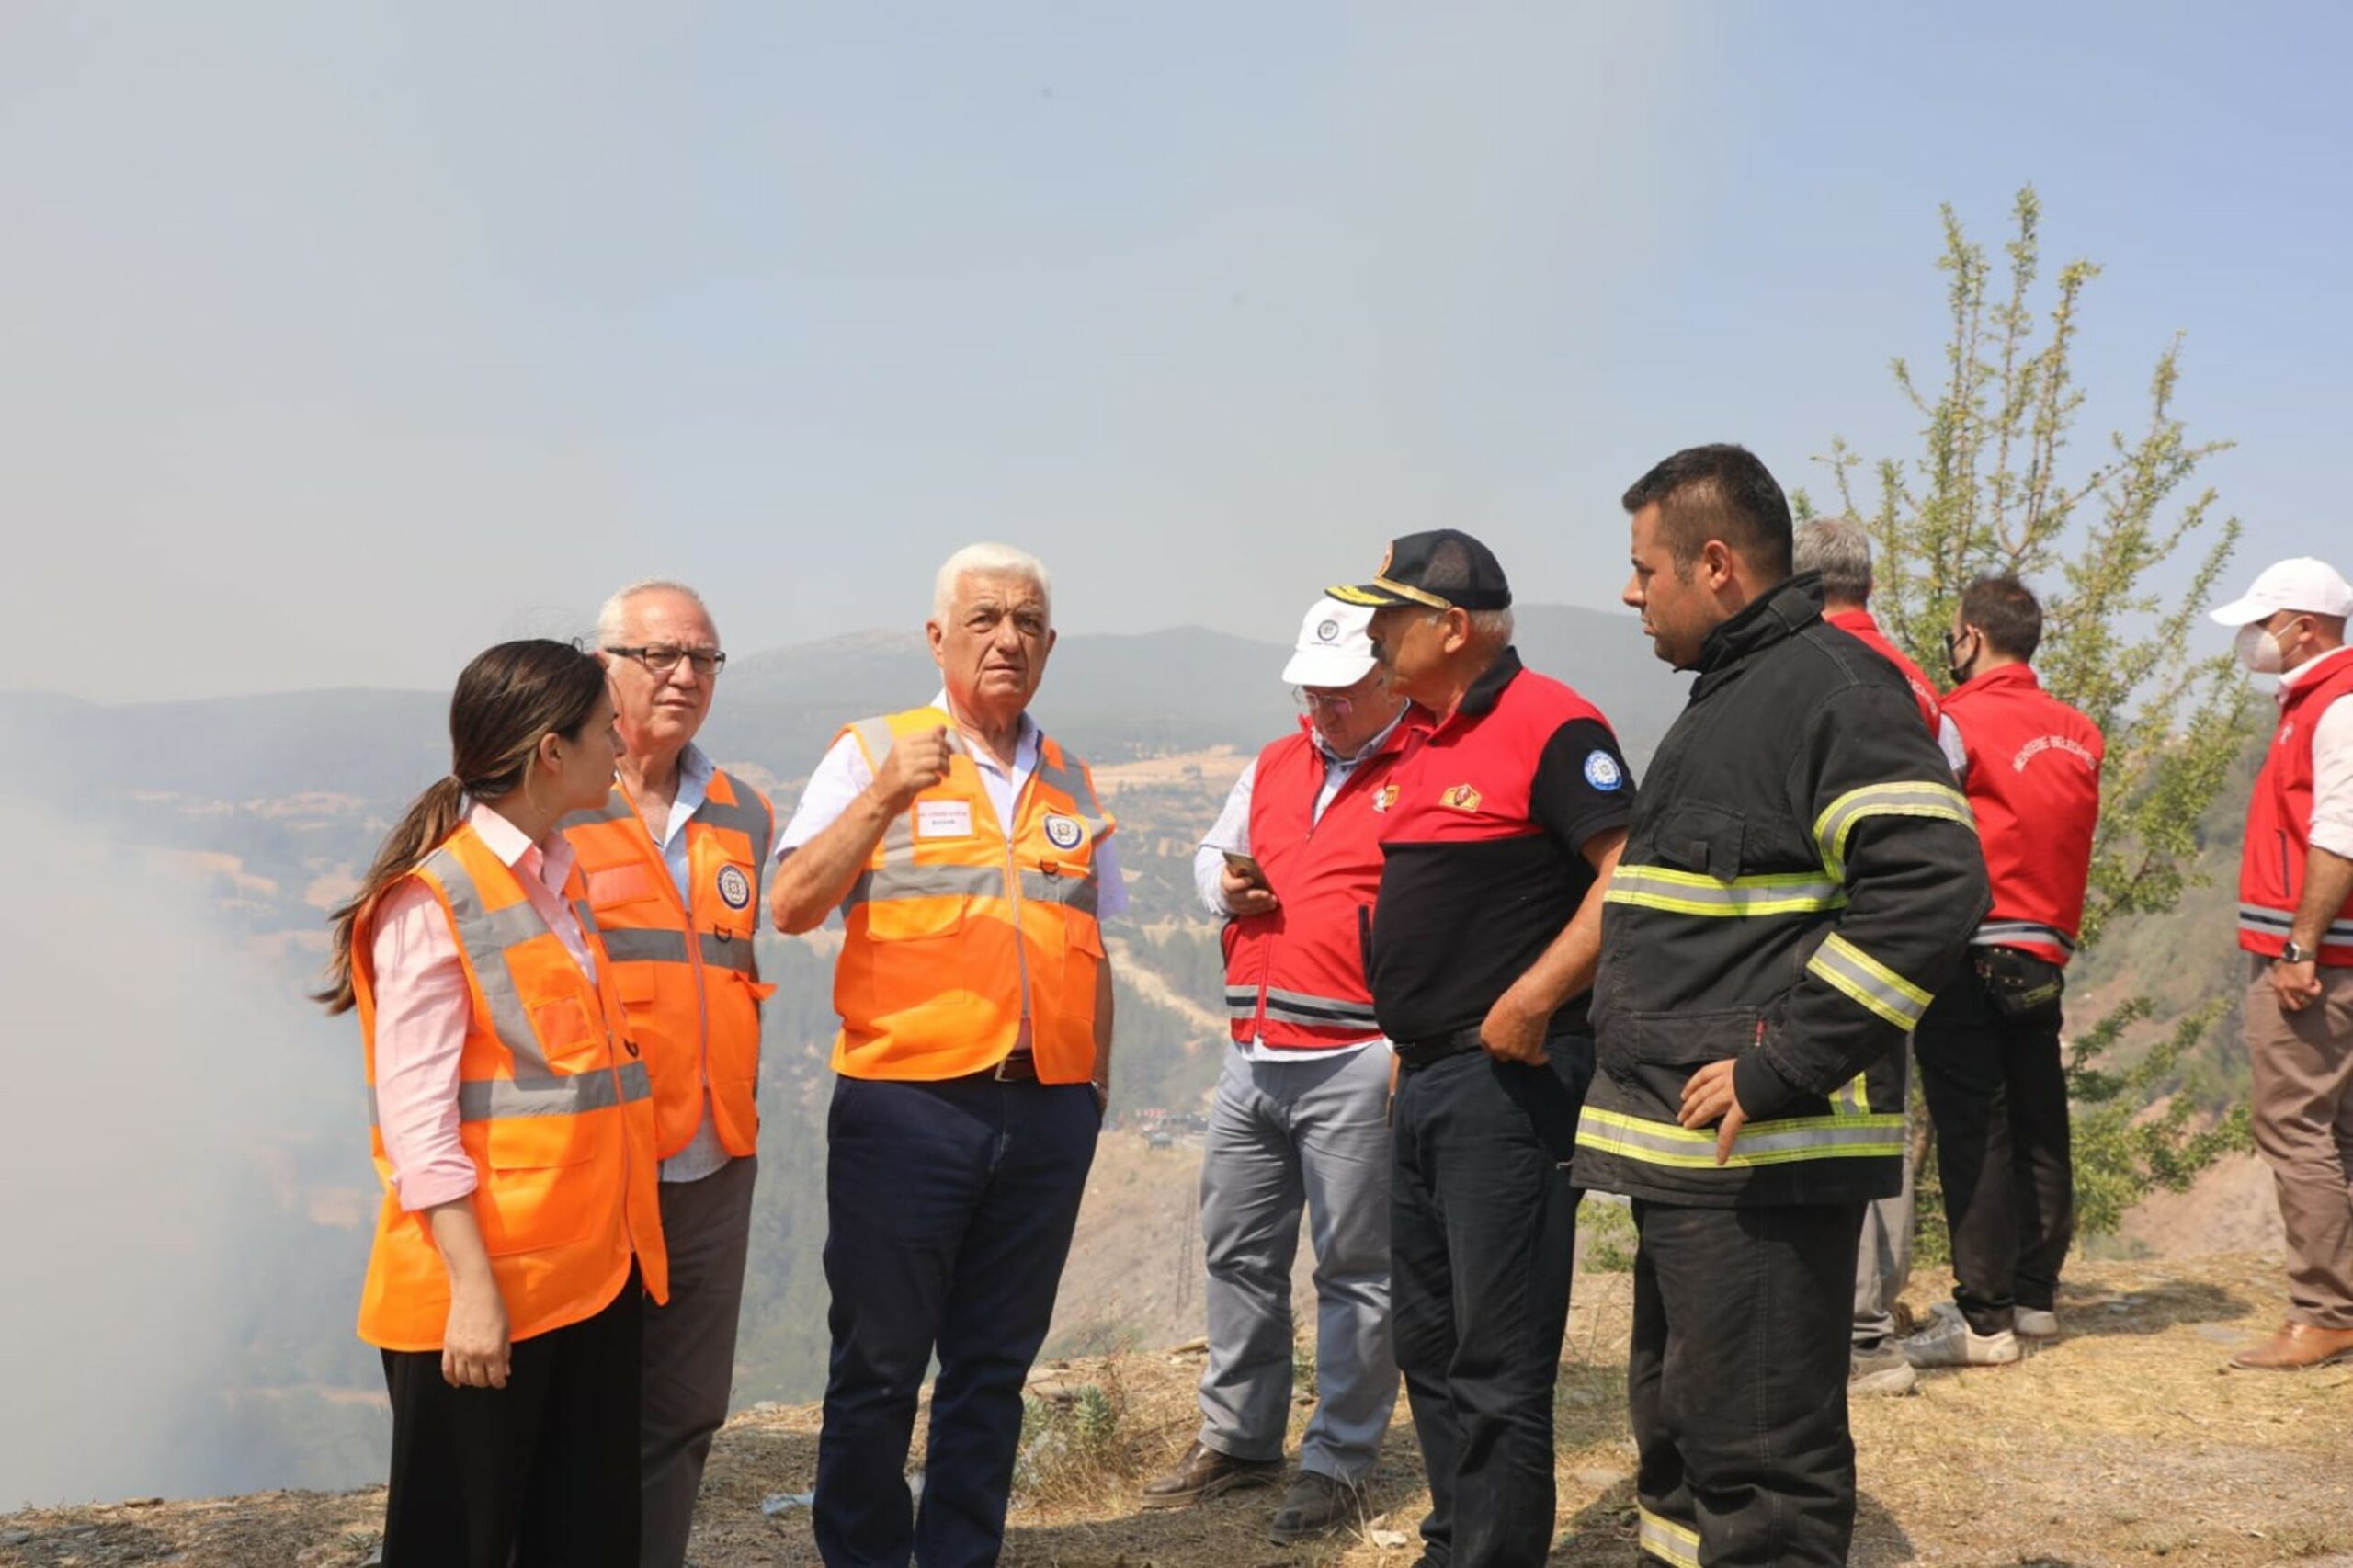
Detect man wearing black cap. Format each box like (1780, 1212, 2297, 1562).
(1329, 532, 1634, 1568)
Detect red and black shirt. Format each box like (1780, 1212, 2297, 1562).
(1370, 648, 1635, 1043)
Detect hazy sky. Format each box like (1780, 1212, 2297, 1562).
(6, 3, 2345, 701)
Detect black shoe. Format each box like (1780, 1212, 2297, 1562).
(1139, 1440, 1284, 1509)
(1266, 1471, 1365, 1542)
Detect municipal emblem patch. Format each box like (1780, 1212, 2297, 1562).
(1439, 784, 1483, 812)
(1583, 750, 1624, 791)
(715, 864, 753, 910)
(1043, 813, 1086, 851)
(1372, 783, 1400, 813)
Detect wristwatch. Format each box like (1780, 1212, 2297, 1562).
(2281, 939, 2315, 964)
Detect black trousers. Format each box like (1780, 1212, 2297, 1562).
(380, 1272, 643, 1568)
(1629, 1201, 1860, 1568)
(1390, 1040, 1589, 1568)
(813, 1075, 1099, 1568)
(1914, 964, 2075, 1335)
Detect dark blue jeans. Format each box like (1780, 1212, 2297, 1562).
(813, 1075, 1099, 1568)
(1390, 1039, 1590, 1568)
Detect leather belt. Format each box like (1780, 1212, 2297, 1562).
(963, 1051, 1039, 1084)
(1393, 1028, 1486, 1072)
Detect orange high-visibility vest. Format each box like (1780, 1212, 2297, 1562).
(833, 707, 1115, 1084)
(563, 767, 776, 1158)
(352, 823, 669, 1350)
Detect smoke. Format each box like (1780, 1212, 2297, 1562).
(0, 803, 374, 1508)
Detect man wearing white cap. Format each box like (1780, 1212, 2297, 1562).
(1139, 597, 1412, 1540)
(2211, 557, 2353, 1370)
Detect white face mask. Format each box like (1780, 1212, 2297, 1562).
(2234, 621, 2286, 676)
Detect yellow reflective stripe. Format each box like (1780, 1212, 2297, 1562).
(1574, 1106, 1905, 1169)
(1812, 781, 1973, 879)
(1638, 1507, 1701, 1568)
(1606, 864, 1846, 917)
(1807, 933, 1933, 1030)
(1832, 1073, 1870, 1116)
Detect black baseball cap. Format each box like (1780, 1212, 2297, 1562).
(1327, 528, 1513, 612)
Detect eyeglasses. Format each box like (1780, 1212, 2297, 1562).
(1291, 687, 1355, 717)
(606, 644, 727, 677)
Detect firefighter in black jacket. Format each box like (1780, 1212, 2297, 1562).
(1580, 445, 1989, 1568)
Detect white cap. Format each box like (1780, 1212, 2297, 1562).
(1280, 596, 1379, 687)
(2208, 557, 2353, 626)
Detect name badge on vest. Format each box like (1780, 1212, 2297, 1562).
(916, 800, 974, 840)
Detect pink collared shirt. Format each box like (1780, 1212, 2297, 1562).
(370, 803, 597, 1211)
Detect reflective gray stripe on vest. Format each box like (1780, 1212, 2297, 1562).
(558, 793, 635, 833)
(459, 1060, 654, 1120)
(1260, 986, 1380, 1028)
(422, 846, 559, 1077)
(847, 718, 918, 857)
(1018, 869, 1099, 917)
(699, 774, 774, 866)
(2239, 903, 2353, 943)
(1225, 988, 1261, 1020)
(841, 862, 1006, 910)
(597, 926, 759, 975)
(1034, 742, 1112, 838)
(1972, 920, 2077, 954)
(371, 1060, 654, 1127)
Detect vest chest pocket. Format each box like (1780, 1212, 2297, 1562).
(1648, 804, 1746, 881)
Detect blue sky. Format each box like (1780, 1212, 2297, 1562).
(4, 2, 2344, 699)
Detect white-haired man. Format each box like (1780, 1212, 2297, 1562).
(770, 542, 1124, 1568)
(563, 580, 774, 1568)
(1140, 597, 1408, 1540)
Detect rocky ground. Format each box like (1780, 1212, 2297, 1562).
(6, 1253, 2350, 1567)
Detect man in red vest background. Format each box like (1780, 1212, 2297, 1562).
(1140, 597, 1411, 1540)
(1900, 575, 2103, 1371)
(2210, 557, 2353, 1371)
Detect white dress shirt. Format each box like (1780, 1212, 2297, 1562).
(2280, 652, 2353, 861)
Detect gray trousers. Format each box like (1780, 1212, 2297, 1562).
(1851, 1155, 1915, 1348)
(641, 1153, 756, 1568)
(1198, 1042, 1397, 1482)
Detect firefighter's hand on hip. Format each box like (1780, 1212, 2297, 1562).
(1678, 1060, 1749, 1165)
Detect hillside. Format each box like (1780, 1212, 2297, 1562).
(6, 1246, 2347, 1567)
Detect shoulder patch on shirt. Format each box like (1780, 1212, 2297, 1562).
(1583, 750, 1625, 791)
(1439, 784, 1483, 812)
(714, 864, 753, 911)
(1043, 812, 1086, 850)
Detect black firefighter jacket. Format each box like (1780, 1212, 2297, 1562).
(1577, 572, 1991, 1207)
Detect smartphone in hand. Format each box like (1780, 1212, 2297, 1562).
(1222, 850, 1270, 890)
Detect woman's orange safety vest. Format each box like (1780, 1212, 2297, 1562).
(563, 768, 776, 1158)
(833, 707, 1114, 1084)
(352, 823, 669, 1350)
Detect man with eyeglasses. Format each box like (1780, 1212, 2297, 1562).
(1330, 532, 1634, 1568)
(563, 579, 774, 1568)
(1140, 597, 1412, 1540)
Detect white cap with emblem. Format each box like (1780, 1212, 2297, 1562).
(1279, 595, 1380, 687)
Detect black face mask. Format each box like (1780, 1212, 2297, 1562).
(1942, 628, 1977, 687)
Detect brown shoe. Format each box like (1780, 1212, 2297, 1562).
(1140, 1440, 1283, 1508)
(2228, 1321, 2353, 1371)
(1266, 1471, 1365, 1542)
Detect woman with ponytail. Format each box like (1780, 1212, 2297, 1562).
(322, 639, 668, 1568)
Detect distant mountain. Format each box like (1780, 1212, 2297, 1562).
(0, 605, 1685, 810)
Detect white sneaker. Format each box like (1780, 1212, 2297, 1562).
(2014, 1308, 2059, 1340)
(1900, 1312, 2020, 1368)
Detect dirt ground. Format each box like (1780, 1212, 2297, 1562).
(6, 1253, 2349, 1568)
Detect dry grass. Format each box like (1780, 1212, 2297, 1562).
(8, 1254, 2352, 1567)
